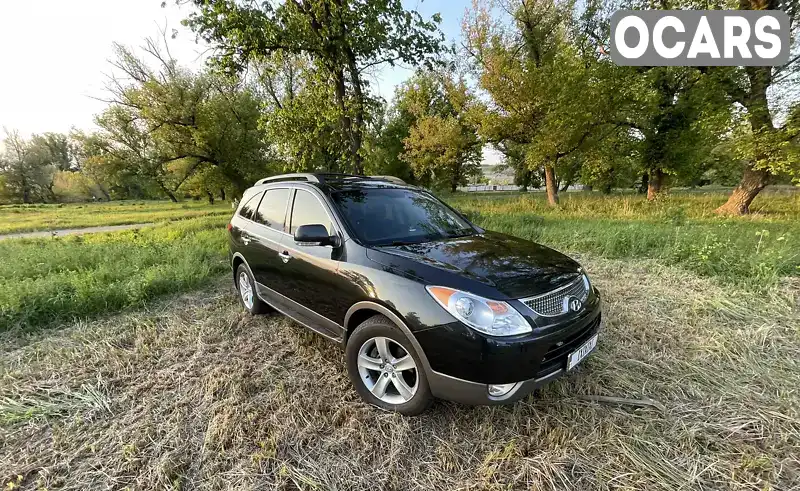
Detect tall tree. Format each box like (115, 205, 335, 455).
(465, 0, 623, 205)
(0, 129, 59, 203)
(713, 0, 800, 214)
(184, 0, 445, 174)
(363, 96, 416, 182)
(398, 70, 483, 191)
(253, 54, 349, 172)
(93, 40, 273, 200)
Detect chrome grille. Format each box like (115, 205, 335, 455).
(521, 275, 590, 317)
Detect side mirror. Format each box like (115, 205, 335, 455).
(294, 224, 340, 247)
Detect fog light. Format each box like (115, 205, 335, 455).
(487, 383, 517, 397)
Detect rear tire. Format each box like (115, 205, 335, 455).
(346, 315, 433, 415)
(235, 264, 270, 315)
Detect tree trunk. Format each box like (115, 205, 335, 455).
(220, 169, 249, 198)
(345, 50, 365, 175)
(220, 188, 226, 201)
(544, 164, 559, 206)
(646, 169, 664, 201)
(159, 184, 178, 203)
(330, 68, 360, 174)
(601, 183, 612, 194)
(206, 191, 215, 205)
(450, 161, 461, 193)
(98, 186, 111, 201)
(638, 172, 649, 194)
(715, 165, 770, 215)
(717, 64, 775, 215)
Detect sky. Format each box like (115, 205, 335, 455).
(0, 0, 471, 138)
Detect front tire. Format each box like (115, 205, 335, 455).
(346, 315, 433, 415)
(235, 264, 270, 315)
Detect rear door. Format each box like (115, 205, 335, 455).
(247, 187, 292, 295)
(230, 190, 264, 257)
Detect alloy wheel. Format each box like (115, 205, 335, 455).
(238, 271, 254, 309)
(357, 336, 419, 405)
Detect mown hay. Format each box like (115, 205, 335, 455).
(1, 257, 798, 490)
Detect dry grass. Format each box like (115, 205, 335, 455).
(1, 258, 798, 490)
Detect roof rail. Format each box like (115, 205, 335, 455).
(370, 175, 406, 185)
(255, 173, 407, 187)
(255, 173, 320, 186)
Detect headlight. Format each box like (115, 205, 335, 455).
(426, 286, 532, 336)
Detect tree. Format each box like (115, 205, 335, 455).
(0, 129, 59, 203)
(617, 67, 732, 199)
(363, 97, 416, 182)
(93, 40, 273, 200)
(465, 0, 623, 205)
(568, 0, 735, 200)
(70, 130, 116, 200)
(184, 0, 446, 173)
(398, 71, 482, 191)
(253, 54, 349, 172)
(712, 0, 800, 214)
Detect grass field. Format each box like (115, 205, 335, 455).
(0, 216, 229, 331)
(0, 200, 229, 235)
(0, 191, 798, 489)
(1, 190, 798, 333)
(1, 257, 797, 490)
(447, 189, 800, 289)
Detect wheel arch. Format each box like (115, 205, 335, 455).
(231, 252, 253, 284)
(343, 301, 433, 373)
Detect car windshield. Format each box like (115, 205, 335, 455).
(331, 188, 476, 246)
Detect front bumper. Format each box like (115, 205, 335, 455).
(427, 363, 572, 405)
(416, 296, 603, 405)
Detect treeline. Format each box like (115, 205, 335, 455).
(1, 0, 798, 214)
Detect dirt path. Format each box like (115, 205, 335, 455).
(0, 222, 156, 241)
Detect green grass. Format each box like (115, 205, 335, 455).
(446, 190, 800, 288)
(0, 200, 230, 235)
(0, 216, 230, 331)
(1, 190, 797, 332)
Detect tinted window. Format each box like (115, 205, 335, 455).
(290, 190, 332, 235)
(255, 188, 291, 231)
(238, 192, 263, 221)
(331, 188, 474, 246)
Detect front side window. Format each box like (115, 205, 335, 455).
(290, 190, 333, 235)
(238, 191, 263, 221)
(256, 188, 291, 231)
(331, 188, 475, 246)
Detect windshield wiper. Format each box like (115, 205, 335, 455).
(386, 240, 420, 247)
(446, 229, 475, 239)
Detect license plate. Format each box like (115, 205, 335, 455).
(567, 333, 598, 371)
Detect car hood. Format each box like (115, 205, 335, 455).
(366, 231, 582, 299)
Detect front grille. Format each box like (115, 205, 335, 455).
(521, 275, 589, 317)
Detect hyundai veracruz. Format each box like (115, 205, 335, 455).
(227, 173, 602, 415)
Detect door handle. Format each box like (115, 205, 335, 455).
(241, 233, 251, 245)
(278, 251, 291, 263)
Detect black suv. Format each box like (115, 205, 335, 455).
(228, 173, 602, 415)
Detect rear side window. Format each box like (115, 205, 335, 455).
(290, 190, 332, 235)
(256, 188, 291, 231)
(237, 192, 263, 221)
